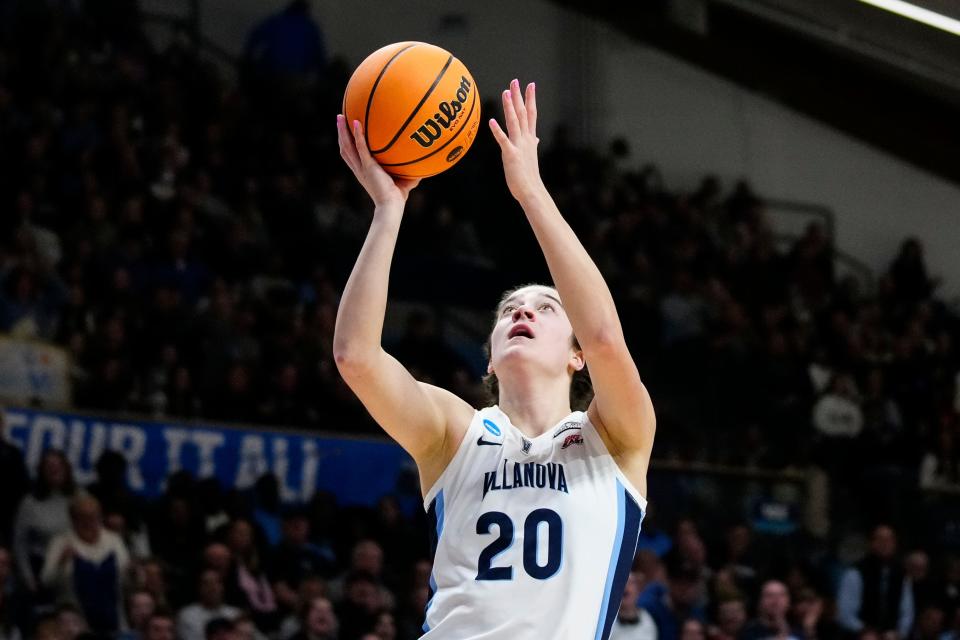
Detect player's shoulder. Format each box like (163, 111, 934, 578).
(418, 382, 477, 430)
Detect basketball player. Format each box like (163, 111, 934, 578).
(334, 79, 656, 639)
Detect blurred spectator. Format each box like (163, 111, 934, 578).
(335, 572, 384, 640)
(329, 540, 392, 607)
(287, 596, 338, 640)
(371, 611, 396, 640)
(0, 419, 28, 547)
(918, 425, 960, 490)
(234, 613, 269, 640)
(660, 271, 705, 347)
(641, 559, 707, 640)
(740, 580, 803, 640)
(270, 508, 335, 611)
(708, 598, 746, 640)
(40, 495, 130, 634)
(243, 1, 327, 78)
(252, 475, 283, 547)
(611, 570, 658, 640)
(203, 543, 233, 581)
(13, 450, 77, 594)
(681, 618, 708, 640)
(791, 588, 836, 640)
(139, 558, 172, 612)
(177, 570, 240, 640)
(911, 605, 944, 640)
(719, 524, 758, 596)
(224, 519, 277, 629)
(888, 239, 937, 304)
(54, 602, 89, 639)
(636, 507, 673, 558)
(812, 374, 863, 441)
(87, 452, 141, 538)
(0, 266, 66, 340)
(904, 552, 935, 613)
(143, 612, 177, 640)
(836, 525, 914, 639)
(205, 617, 236, 640)
(0, 547, 19, 639)
(117, 589, 156, 640)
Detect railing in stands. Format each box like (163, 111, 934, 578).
(765, 197, 877, 293)
(142, 6, 239, 71)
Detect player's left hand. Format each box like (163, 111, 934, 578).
(489, 79, 545, 204)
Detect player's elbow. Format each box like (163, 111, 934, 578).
(333, 344, 379, 379)
(580, 323, 625, 353)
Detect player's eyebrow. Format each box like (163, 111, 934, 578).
(499, 292, 563, 312)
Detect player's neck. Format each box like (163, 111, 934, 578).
(496, 373, 572, 438)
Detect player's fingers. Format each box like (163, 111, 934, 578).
(501, 88, 521, 139)
(509, 78, 528, 134)
(351, 119, 374, 167)
(488, 118, 509, 147)
(525, 82, 537, 134)
(336, 115, 361, 172)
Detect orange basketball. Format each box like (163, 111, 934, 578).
(343, 42, 481, 179)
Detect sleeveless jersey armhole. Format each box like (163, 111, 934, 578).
(422, 409, 480, 509)
(582, 414, 649, 512)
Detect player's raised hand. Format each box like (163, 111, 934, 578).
(489, 79, 546, 204)
(337, 114, 420, 209)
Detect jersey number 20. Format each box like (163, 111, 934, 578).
(476, 508, 562, 580)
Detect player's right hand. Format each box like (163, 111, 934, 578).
(337, 114, 420, 209)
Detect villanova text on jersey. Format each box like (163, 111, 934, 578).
(481, 459, 569, 499)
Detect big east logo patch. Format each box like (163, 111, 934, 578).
(562, 433, 584, 449)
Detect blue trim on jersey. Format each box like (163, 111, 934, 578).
(423, 490, 445, 633)
(595, 481, 645, 640)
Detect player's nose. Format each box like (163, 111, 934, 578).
(512, 306, 535, 322)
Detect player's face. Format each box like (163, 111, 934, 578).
(489, 286, 582, 380)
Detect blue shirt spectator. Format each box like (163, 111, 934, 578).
(836, 525, 914, 639)
(243, 1, 326, 77)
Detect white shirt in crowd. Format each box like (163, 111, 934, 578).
(812, 394, 863, 438)
(609, 609, 659, 640)
(176, 603, 241, 640)
(40, 528, 130, 599)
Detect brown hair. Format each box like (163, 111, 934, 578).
(482, 283, 594, 411)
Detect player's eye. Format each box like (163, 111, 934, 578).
(501, 305, 516, 315)
(539, 303, 554, 311)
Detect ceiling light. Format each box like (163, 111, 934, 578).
(857, 0, 960, 36)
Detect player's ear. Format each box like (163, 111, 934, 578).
(569, 349, 585, 372)
(487, 361, 494, 375)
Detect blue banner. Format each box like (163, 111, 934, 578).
(2, 407, 416, 507)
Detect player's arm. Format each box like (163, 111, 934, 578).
(332, 116, 473, 464)
(489, 80, 655, 458)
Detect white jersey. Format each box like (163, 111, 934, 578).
(422, 405, 647, 640)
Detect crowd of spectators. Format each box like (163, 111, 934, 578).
(0, 442, 431, 640)
(2, 444, 960, 640)
(2, 0, 960, 638)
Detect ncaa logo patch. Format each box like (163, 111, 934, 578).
(561, 434, 584, 449)
(483, 419, 502, 436)
(521, 437, 532, 455)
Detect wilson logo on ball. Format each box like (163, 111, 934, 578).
(410, 76, 473, 148)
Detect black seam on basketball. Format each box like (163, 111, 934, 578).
(363, 43, 419, 150)
(379, 86, 477, 167)
(370, 54, 454, 155)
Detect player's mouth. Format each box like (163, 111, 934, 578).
(508, 324, 535, 340)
